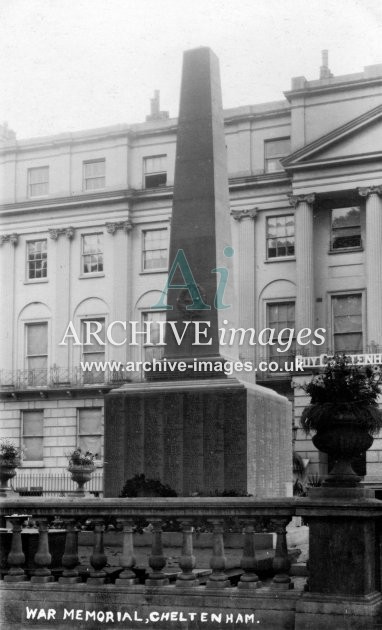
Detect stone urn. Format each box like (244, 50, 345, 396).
(68, 464, 95, 497)
(309, 409, 375, 487)
(0, 458, 20, 496)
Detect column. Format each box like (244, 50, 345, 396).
(359, 186, 382, 350)
(50, 227, 74, 374)
(0, 234, 18, 373)
(231, 208, 257, 364)
(289, 194, 315, 336)
(106, 218, 133, 365)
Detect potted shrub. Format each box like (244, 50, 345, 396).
(0, 440, 22, 495)
(67, 448, 98, 496)
(300, 354, 382, 486)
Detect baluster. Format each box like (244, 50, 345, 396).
(238, 522, 262, 589)
(87, 520, 107, 584)
(58, 519, 81, 583)
(206, 519, 230, 588)
(4, 515, 27, 582)
(146, 519, 169, 586)
(30, 518, 54, 583)
(176, 519, 197, 587)
(115, 519, 138, 585)
(270, 518, 293, 590)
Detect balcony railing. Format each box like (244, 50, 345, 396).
(0, 366, 130, 390)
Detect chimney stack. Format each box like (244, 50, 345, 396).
(320, 50, 333, 80)
(146, 90, 169, 121)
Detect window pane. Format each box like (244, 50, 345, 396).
(27, 240, 47, 279)
(82, 320, 105, 352)
(333, 295, 363, 353)
(334, 333, 363, 353)
(265, 138, 291, 157)
(79, 435, 102, 454)
(23, 437, 43, 461)
(332, 207, 360, 228)
(266, 215, 295, 258)
(28, 167, 49, 196)
(83, 234, 102, 254)
(331, 207, 361, 250)
(23, 411, 43, 435)
(79, 408, 102, 434)
(29, 167, 48, 184)
(144, 155, 166, 173)
(84, 161, 105, 177)
(143, 229, 168, 270)
(27, 323, 47, 355)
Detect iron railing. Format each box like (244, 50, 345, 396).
(0, 366, 130, 390)
(11, 473, 103, 496)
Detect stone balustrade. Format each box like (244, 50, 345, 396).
(0, 497, 295, 589)
(1, 495, 382, 629)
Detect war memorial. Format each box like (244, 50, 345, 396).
(1, 47, 382, 630)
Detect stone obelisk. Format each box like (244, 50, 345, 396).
(163, 47, 234, 363)
(104, 48, 292, 498)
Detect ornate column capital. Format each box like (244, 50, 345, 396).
(49, 227, 75, 240)
(230, 207, 258, 221)
(0, 233, 19, 246)
(106, 220, 134, 234)
(288, 193, 315, 208)
(65, 226, 75, 240)
(48, 229, 59, 241)
(358, 185, 382, 199)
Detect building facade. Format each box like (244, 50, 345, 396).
(1, 58, 382, 491)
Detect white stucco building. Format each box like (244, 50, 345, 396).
(1, 55, 382, 491)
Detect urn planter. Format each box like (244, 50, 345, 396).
(300, 354, 382, 489)
(0, 458, 20, 496)
(68, 464, 95, 497)
(311, 418, 373, 486)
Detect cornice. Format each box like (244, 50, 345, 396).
(0, 173, 293, 216)
(284, 75, 382, 102)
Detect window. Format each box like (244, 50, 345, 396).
(25, 322, 48, 385)
(22, 411, 44, 462)
(331, 207, 361, 250)
(83, 160, 105, 191)
(143, 155, 167, 188)
(78, 408, 102, 457)
(266, 215, 295, 258)
(142, 311, 166, 364)
(142, 228, 168, 271)
(81, 233, 103, 274)
(27, 240, 47, 280)
(82, 318, 105, 384)
(28, 166, 49, 197)
(332, 294, 363, 353)
(267, 302, 295, 370)
(264, 138, 290, 173)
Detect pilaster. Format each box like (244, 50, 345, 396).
(0, 233, 19, 371)
(289, 194, 315, 338)
(231, 208, 257, 367)
(49, 226, 74, 368)
(106, 218, 133, 363)
(359, 186, 382, 349)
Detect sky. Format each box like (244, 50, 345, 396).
(1, 0, 382, 139)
